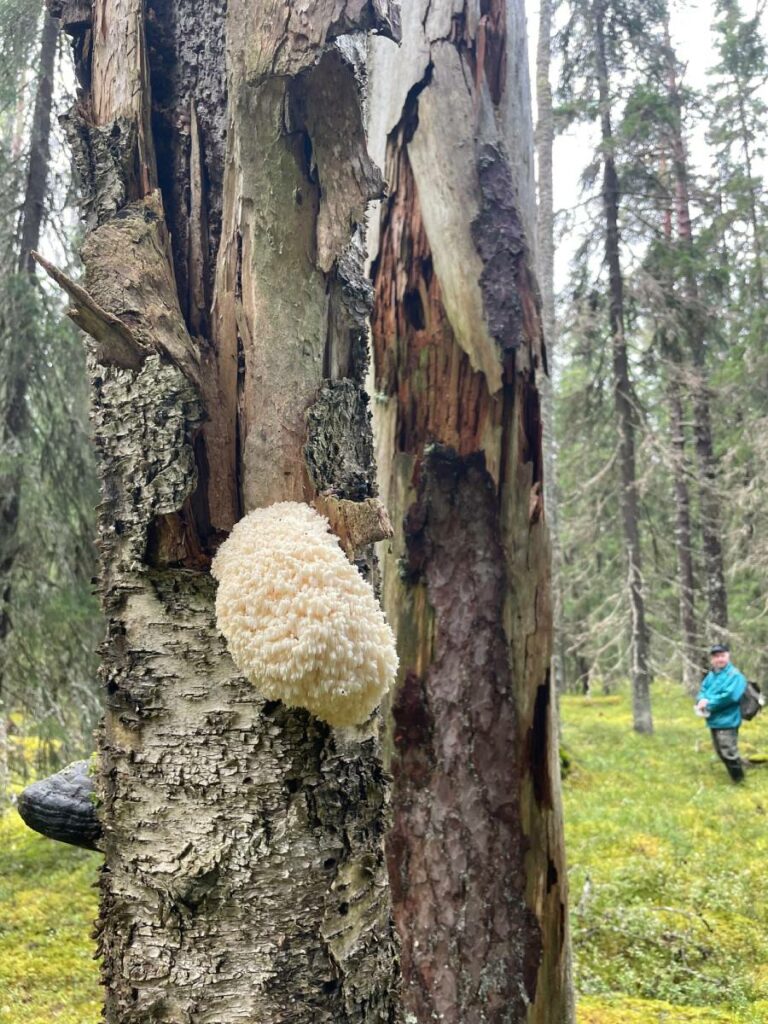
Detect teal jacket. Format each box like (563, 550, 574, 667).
(696, 663, 747, 729)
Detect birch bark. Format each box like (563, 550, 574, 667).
(46, 1, 401, 1020)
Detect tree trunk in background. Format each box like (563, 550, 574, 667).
(659, 158, 700, 694)
(668, 373, 700, 692)
(48, 0, 400, 1020)
(739, 98, 765, 302)
(368, 2, 572, 1021)
(593, 0, 653, 734)
(535, 0, 567, 699)
(535, 3, 576, 1019)
(0, 8, 59, 793)
(666, 27, 729, 637)
(17, 11, 58, 275)
(691, 389, 728, 636)
(576, 652, 591, 695)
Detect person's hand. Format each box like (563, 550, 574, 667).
(695, 698, 710, 718)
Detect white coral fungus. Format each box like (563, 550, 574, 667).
(211, 502, 398, 727)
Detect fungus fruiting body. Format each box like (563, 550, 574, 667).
(211, 502, 398, 727)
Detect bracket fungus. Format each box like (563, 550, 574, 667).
(211, 502, 398, 727)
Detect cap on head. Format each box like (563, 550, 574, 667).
(709, 643, 730, 655)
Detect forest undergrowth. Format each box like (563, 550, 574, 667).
(0, 740, 100, 1024)
(564, 684, 768, 1023)
(2, 683, 768, 1023)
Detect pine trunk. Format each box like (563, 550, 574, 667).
(660, 146, 700, 694)
(17, 11, 58, 275)
(666, 31, 728, 636)
(368, 3, 573, 1021)
(734, 83, 765, 301)
(593, 0, 653, 734)
(47, 0, 401, 1020)
(692, 388, 729, 634)
(667, 374, 700, 692)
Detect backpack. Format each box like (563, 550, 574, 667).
(740, 680, 765, 721)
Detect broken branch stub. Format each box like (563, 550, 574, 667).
(33, 191, 202, 387)
(32, 250, 146, 371)
(313, 495, 394, 559)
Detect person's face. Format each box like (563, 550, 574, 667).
(711, 650, 730, 670)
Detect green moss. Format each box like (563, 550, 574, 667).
(578, 994, 740, 1022)
(0, 810, 100, 1024)
(564, 682, 768, 1023)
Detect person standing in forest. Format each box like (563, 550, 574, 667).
(695, 644, 748, 783)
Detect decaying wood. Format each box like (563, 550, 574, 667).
(48, 0, 92, 30)
(91, 0, 155, 196)
(81, 191, 201, 383)
(314, 495, 393, 558)
(291, 46, 385, 274)
(32, 250, 146, 371)
(47, 0, 402, 1020)
(369, 1, 572, 1020)
(207, 38, 388, 523)
(32, 192, 201, 385)
(668, 372, 700, 692)
(238, 0, 401, 82)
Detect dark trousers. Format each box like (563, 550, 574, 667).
(711, 727, 745, 782)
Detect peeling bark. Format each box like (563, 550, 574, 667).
(369, 2, 572, 1020)
(50, 0, 401, 1019)
(36, 190, 202, 384)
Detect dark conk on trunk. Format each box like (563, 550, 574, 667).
(17, 759, 101, 851)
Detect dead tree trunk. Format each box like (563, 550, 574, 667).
(45, 1, 401, 1020)
(593, 0, 653, 734)
(368, 3, 573, 1021)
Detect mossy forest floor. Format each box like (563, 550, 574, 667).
(2, 682, 768, 1022)
(564, 682, 768, 1023)
(0, 804, 100, 1024)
